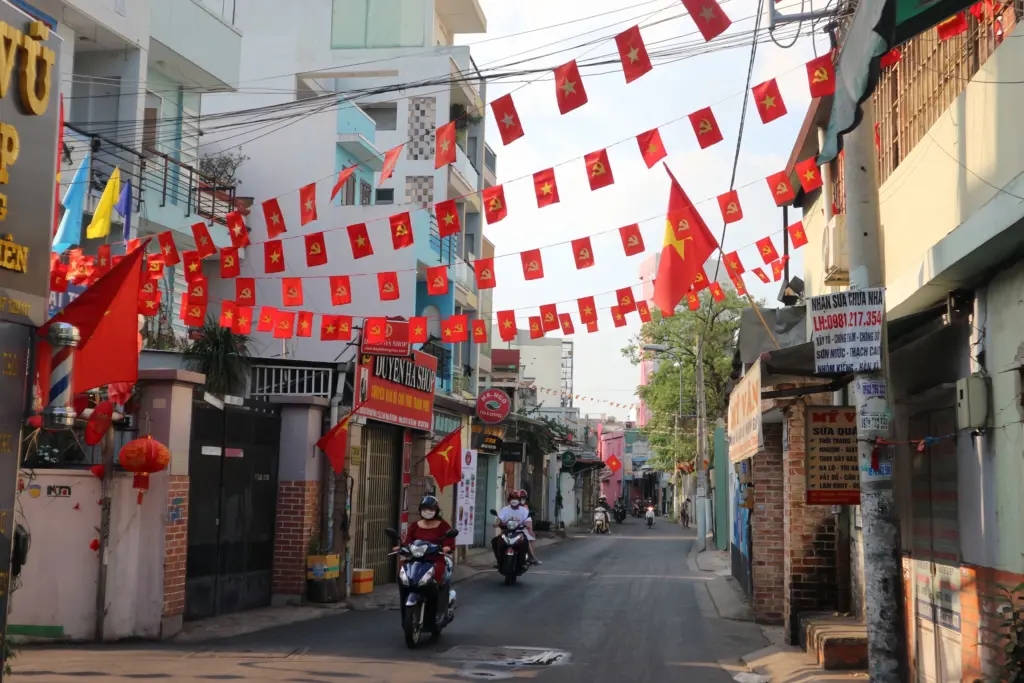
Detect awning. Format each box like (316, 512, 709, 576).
(737, 305, 808, 367)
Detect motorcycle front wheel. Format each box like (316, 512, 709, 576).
(504, 556, 517, 585)
(403, 602, 424, 648)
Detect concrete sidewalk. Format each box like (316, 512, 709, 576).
(689, 543, 753, 621)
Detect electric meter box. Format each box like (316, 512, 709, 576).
(956, 374, 990, 430)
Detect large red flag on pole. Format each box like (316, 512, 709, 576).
(652, 165, 719, 314)
(426, 426, 463, 491)
(316, 403, 362, 474)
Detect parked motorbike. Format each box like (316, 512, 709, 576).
(645, 506, 655, 529)
(613, 501, 627, 523)
(490, 509, 529, 585)
(593, 507, 611, 534)
(386, 527, 459, 648)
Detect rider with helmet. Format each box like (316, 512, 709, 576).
(492, 490, 530, 566)
(398, 496, 455, 618)
(518, 489, 541, 565)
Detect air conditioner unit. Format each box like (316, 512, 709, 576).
(824, 214, 849, 286)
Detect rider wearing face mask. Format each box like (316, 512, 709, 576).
(492, 490, 530, 566)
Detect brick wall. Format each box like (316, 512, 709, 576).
(783, 403, 838, 643)
(752, 423, 784, 624)
(273, 480, 321, 596)
(163, 475, 189, 618)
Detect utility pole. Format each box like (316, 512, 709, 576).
(694, 334, 707, 552)
(843, 100, 901, 681)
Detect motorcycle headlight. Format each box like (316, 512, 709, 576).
(506, 520, 519, 531)
(417, 566, 435, 586)
(399, 565, 410, 585)
(410, 544, 428, 559)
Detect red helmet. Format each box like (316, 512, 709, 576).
(507, 490, 520, 503)
(517, 489, 528, 500)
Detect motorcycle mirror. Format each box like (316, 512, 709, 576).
(444, 528, 460, 538)
(489, 509, 499, 516)
(384, 528, 399, 541)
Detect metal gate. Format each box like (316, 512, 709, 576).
(186, 397, 281, 619)
(356, 423, 401, 586)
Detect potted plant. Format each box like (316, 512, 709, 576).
(183, 317, 252, 396)
(305, 532, 342, 603)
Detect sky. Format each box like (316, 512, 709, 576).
(458, 0, 830, 421)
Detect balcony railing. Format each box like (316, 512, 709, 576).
(453, 260, 477, 293)
(64, 123, 237, 227)
(428, 216, 458, 264)
(249, 363, 335, 398)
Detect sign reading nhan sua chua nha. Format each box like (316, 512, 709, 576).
(0, 5, 62, 326)
(805, 406, 860, 505)
(810, 288, 885, 375)
(728, 359, 762, 463)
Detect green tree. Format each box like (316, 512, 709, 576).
(621, 289, 748, 471)
(184, 316, 253, 395)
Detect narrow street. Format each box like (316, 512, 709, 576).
(12, 521, 767, 682)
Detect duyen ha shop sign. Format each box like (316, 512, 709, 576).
(0, 5, 62, 327)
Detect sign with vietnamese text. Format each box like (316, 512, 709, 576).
(455, 449, 477, 545)
(0, 6, 62, 327)
(810, 289, 885, 374)
(476, 387, 511, 424)
(728, 359, 762, 462)
(471, 423, 505, 455)
(805, 406, 861, 505)
(360, 319, 410, 357)
(356, 350, 437, 431)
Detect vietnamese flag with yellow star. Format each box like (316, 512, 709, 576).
(220, 247, 240, 278)
(219, 300, 236, 329)
(379, 144, 403, 185)
(682, 0, 732, 42)
(652, 164, 719, 315)
(752, 267, 770, 284)
(752, 79, 787, 124)
(497, 310, 517, 341)
(554, 60, 588, 114)
(491, 93, 525, 145)
(427, 265, 448, 295)
(637, 128, 667, 168)
(795, 158, 823, 192)
(409, 316, 428, 343)
(766, 171, 796, 206)
(233, 306, 253, 335)
(378, 272, 400, 301)
(192, 222, 216, 258)
(306, 231, 328, 267)
(227, 211, 250, 248)
(236, 278, 255, 306)
(615, 25, 652, 83)
(320, 314, 341, 341)
(390, 211, 414, 250)
(474, 257, 497, 290)
(521, 249, 544, 281)
(158, 231, 180, 266)
(787, 221, 809, 248)
(297, 311, 314, 338)
(572, 237, 595, 270)
(533, 168, 559, 207)
(771, 256, 789, 282)
(731, 274, 748, 296)
(435, 120, 457, 169)
(578, 296, 598, 324)
(299, 183, 318, 226)
(427, 426, 464, 491)
(559, 313, 575, 335)
(329, 275, 351, 306)
(709, 282, 726, 302)
(264, 240, 285, 274)
(611, 306, 627, 328)
(282, 278, 304, 307)
(724, 250, 745, 276)
(317, 404, 364, 474)
(435, 199, 461, 237)
(483, 185, 507, 224)
(330, 166, 356, 202)
(347, 223, 374, 259)
(262, 197, 287, 238)
(443, 314, 469, 343)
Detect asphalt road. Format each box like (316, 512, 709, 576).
(12, 520, 768, 682)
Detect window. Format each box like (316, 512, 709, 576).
(375, 188, 394, 205)
(342, 175, 357, 205)
(362, 103, 398, 131)
(331, 0, 426, 48)
(360, 180, 372, 205)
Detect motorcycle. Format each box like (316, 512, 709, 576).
(645, 506, 655, 529)
(613, 501, 627, 523)
(491, 509, 529, 585)
(631, 501, 643, 518)
(592, 507, 611, 534)
(386, 527, 459, 648)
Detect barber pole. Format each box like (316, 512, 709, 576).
(42, 322, 81, 428)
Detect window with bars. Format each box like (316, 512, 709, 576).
(873, 1, 1021, 185)
(360, 180, 372, 205)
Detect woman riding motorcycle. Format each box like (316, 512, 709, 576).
(518, 489, 541, 565)
(397, 496, 455, 619)
(492, 490, 530, 567)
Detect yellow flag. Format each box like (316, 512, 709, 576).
(85, 167, 121, 239)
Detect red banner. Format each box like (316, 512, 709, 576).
(360, 319, 410, 357)
(356, 348, 438, 431)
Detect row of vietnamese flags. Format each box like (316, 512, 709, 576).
(532, 386, 640, 412)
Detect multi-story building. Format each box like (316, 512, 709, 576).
(34, 0, 242, 332)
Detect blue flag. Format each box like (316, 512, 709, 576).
(115, 179, 132, 241)
(52, 151, 90, 254)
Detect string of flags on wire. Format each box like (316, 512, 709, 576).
(50, 17, 842, 341)
(529, 386, 640, 412)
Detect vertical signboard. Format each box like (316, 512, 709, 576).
(0, 323, 29, 647)
(455, 449, 477, 545)
(727, 360, 762, 463)
(805, 406, 861, 505)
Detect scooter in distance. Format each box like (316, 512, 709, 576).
(386, 527, 459, 648)
(593, 507, 611, 534)
(613, 500, 627, 523)
(491, 509, 530, 585)
(646, 506, 655, 529)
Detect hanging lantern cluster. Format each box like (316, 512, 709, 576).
(118, 436, 170, 504)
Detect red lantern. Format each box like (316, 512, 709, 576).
(118, 437, 170, 503)
(85, 401, 114, 446)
